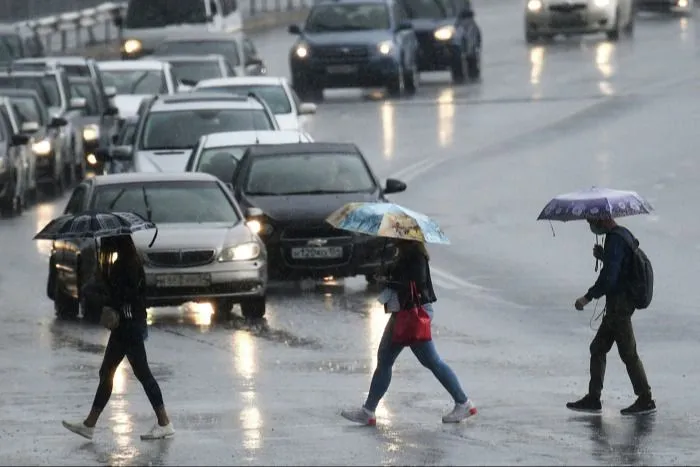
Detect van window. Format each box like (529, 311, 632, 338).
(124, 0, 208, 29)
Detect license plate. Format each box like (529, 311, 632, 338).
(551, 14, 585, 27)
(155, 273, 211, 288)
(291, 246, 343, 259)
(326, 65, 358, 74)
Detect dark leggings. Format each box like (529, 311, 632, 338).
(92, 324, 164, 411)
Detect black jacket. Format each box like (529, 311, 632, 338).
(82, 258, 147, 324)
(386, 248, 437, 308)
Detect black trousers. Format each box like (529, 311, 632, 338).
(92, 322, 164, 411)
(588, 295, 652, 400)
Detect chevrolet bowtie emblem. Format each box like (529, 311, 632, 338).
(307, 238, 328, 246)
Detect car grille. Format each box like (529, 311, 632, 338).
(281, 225, 351, 240)
(279, 224, 353, 267)
(415, 30, 439, 53)
(312, 45, 370, 65)
(146, 250, 216, 267)
(549, 3, 587, 12)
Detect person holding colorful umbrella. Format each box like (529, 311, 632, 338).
(538, 187, 656, 416)
(327, 202, 477, 426)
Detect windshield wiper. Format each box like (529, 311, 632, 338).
(281, 189, 353, 195)
(142, 186, 152, 221)
(107, 188, 126, 209)
(245, 191, 279, 196)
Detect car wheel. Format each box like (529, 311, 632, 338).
(450, 45, 467, 84)
(213, 298, 234, 321)
(47, 259, 57, 300)
(404, 57, 419, 95)
(63, 162, 75, 188)
(54, 277, 79, 320)
(606, 9, 621, 41)
(525, 30, 539, 43)
(466, 53, 481, 81)
(240, 296, 266, 320)
(0, 170, 17, 217)
(624, 9, 635, 35)
(386, 64, 404, 97)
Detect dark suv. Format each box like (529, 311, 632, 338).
(398, 0, 481, 82)
(288, 0, 419, 100)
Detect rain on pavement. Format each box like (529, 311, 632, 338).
(2, 0, 700, 464)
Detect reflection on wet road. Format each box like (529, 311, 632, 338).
(2, 0, 700, 464)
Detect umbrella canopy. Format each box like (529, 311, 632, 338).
(33, 210, 156, 241)
(326, 202, 450, 245)
(537, 187, 653, 222)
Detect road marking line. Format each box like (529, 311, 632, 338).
(431, 266, 486, 291)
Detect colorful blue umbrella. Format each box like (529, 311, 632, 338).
(326, 202, 450, 245)
(537, 186, 653, 222)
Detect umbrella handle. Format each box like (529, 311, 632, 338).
(148, 227, 158, 248)
(594, 235, 599, 272)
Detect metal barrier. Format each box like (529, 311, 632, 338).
(10, 0, 310, 56)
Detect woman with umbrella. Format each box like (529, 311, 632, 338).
(327, 203, 477, 426)
(34, 211, 175, 440)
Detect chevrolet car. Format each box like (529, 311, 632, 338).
(230, 142, 407, 282)
(288, 0, 419, 100)
(524, 0, 635, 42)
(47, 172, 268, 321)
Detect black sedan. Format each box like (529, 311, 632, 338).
(230, 142, 407, 282)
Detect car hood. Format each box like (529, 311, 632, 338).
(303, 31, 393, 47)
(131, 222, 255, 250)
(274, 113, 300, 131)
(245, 192, 380, 223)
(135, 149, 192, 172)
(409, 18, 454, 32)
(73, 115, 100, 128)
(113, 94, 150, 118)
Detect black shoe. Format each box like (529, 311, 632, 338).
(566, 395, 602, 413)
(621, 397, 656, 416)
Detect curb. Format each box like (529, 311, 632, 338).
(75, 8, 309, 59)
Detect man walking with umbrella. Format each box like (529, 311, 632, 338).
(536, 187, 656, 416)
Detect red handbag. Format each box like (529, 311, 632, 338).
(392, 281, 432, 345)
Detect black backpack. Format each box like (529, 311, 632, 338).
(611, 227, 654, 310)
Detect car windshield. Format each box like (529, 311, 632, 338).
(92, 181, 240, 223)
(154, 41, 240, 65)
(305, 3, 391, 32)
(400, 0, 449, 18)
(202, 85, 291, 114)
(70, 82, 99, 115)
(141, 108, 274, 150)
(124, 0, 207, 28)
(195, 146, 246, 181)
(245, 153, 376, 195)
(0, 34, 22, 61)
(100, 69, 168, 94)
(0, 76, 62, 108)
(11, 96, 45, 125)
(170, 61, 223, 85)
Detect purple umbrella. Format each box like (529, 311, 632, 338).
(537, 186, 653, 222)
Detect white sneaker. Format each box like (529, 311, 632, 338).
(62, 420, 94, 440)
(140, 422, 175, 440)
(340, 407, 377, 426)
(442, 399, 478, 423)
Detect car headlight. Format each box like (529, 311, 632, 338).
(593, 0, 610, 6)
(123, 39, 142, 54)
(434, 25, 455, 41)
(32, 139, 52, 155)
(527, 0, 543, 11)
(295, 43, 309, 59)
(83, 124, 99, 141)
(218, 242, 261, 262)
(377, 40, 394, 55)
(246, 219, 274, 236)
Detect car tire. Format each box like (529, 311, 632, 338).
(606, 9, 621, 41)
(0, 170, 18, 218)
(624, 8, 635, 35)
(47, 259, 57, 300)
(466, 53, 481, 81)
(404, 57, 419, 95)
(241, 296, 266, 320)
(54, 276, 79, 320)
(525, 30, 539, 43)
(213, 298, 235, 321)
(450, 45, 467, 84)
(63, 162, 75, 188)
(386, 64, 405, 98)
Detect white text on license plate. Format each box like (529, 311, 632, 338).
(155, 273, 211, 288)
(326, 65, 357, 74)
(291, 246, 343, 259)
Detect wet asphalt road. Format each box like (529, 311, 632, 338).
(3, 0, 700, 464)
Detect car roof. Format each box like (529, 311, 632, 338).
(245, 142, 360, 157)
(153, 54, 225, 63)
(93, 172, 220, 186)
(0, 70, 59, 78)
(14, 56, 89, 65)
(0, 87, 41, 98)
(98, 60, 166, 71)
(150, 92, 265, 111)
(197, 76, 285, 88)
(202, 130, 309, 148)
(161, 31, 241, 42)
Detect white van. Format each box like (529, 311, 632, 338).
(116, 0, 243, 60)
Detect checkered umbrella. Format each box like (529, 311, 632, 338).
(33, 211, 156, 241)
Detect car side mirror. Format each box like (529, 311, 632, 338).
(383, 178, 406, 194)
(111, 146, 133, 161)
(288, 24, 301, 35)
(298, 102, 316, 115)
(95, 147, 111, 162)
(11, 133, 30, 146)
(104, 86, 117, 98)
(396, 20, 413, 32)
(21, 121, 40, 134)
(459, 9, 474, 19)
(225, 182, 234, 192)
(69, 97, 87, 110)
(246, 206, 263, 218)
(104, 106, 119, 116)
(245, 64, 262, 75)
(49, 116, 68, 128)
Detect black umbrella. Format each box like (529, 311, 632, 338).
(33, 210, 157, 244)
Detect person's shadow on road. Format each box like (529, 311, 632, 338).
(569, 413, 655, 466)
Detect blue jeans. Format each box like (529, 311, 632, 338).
(363, 309, 468, 412)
